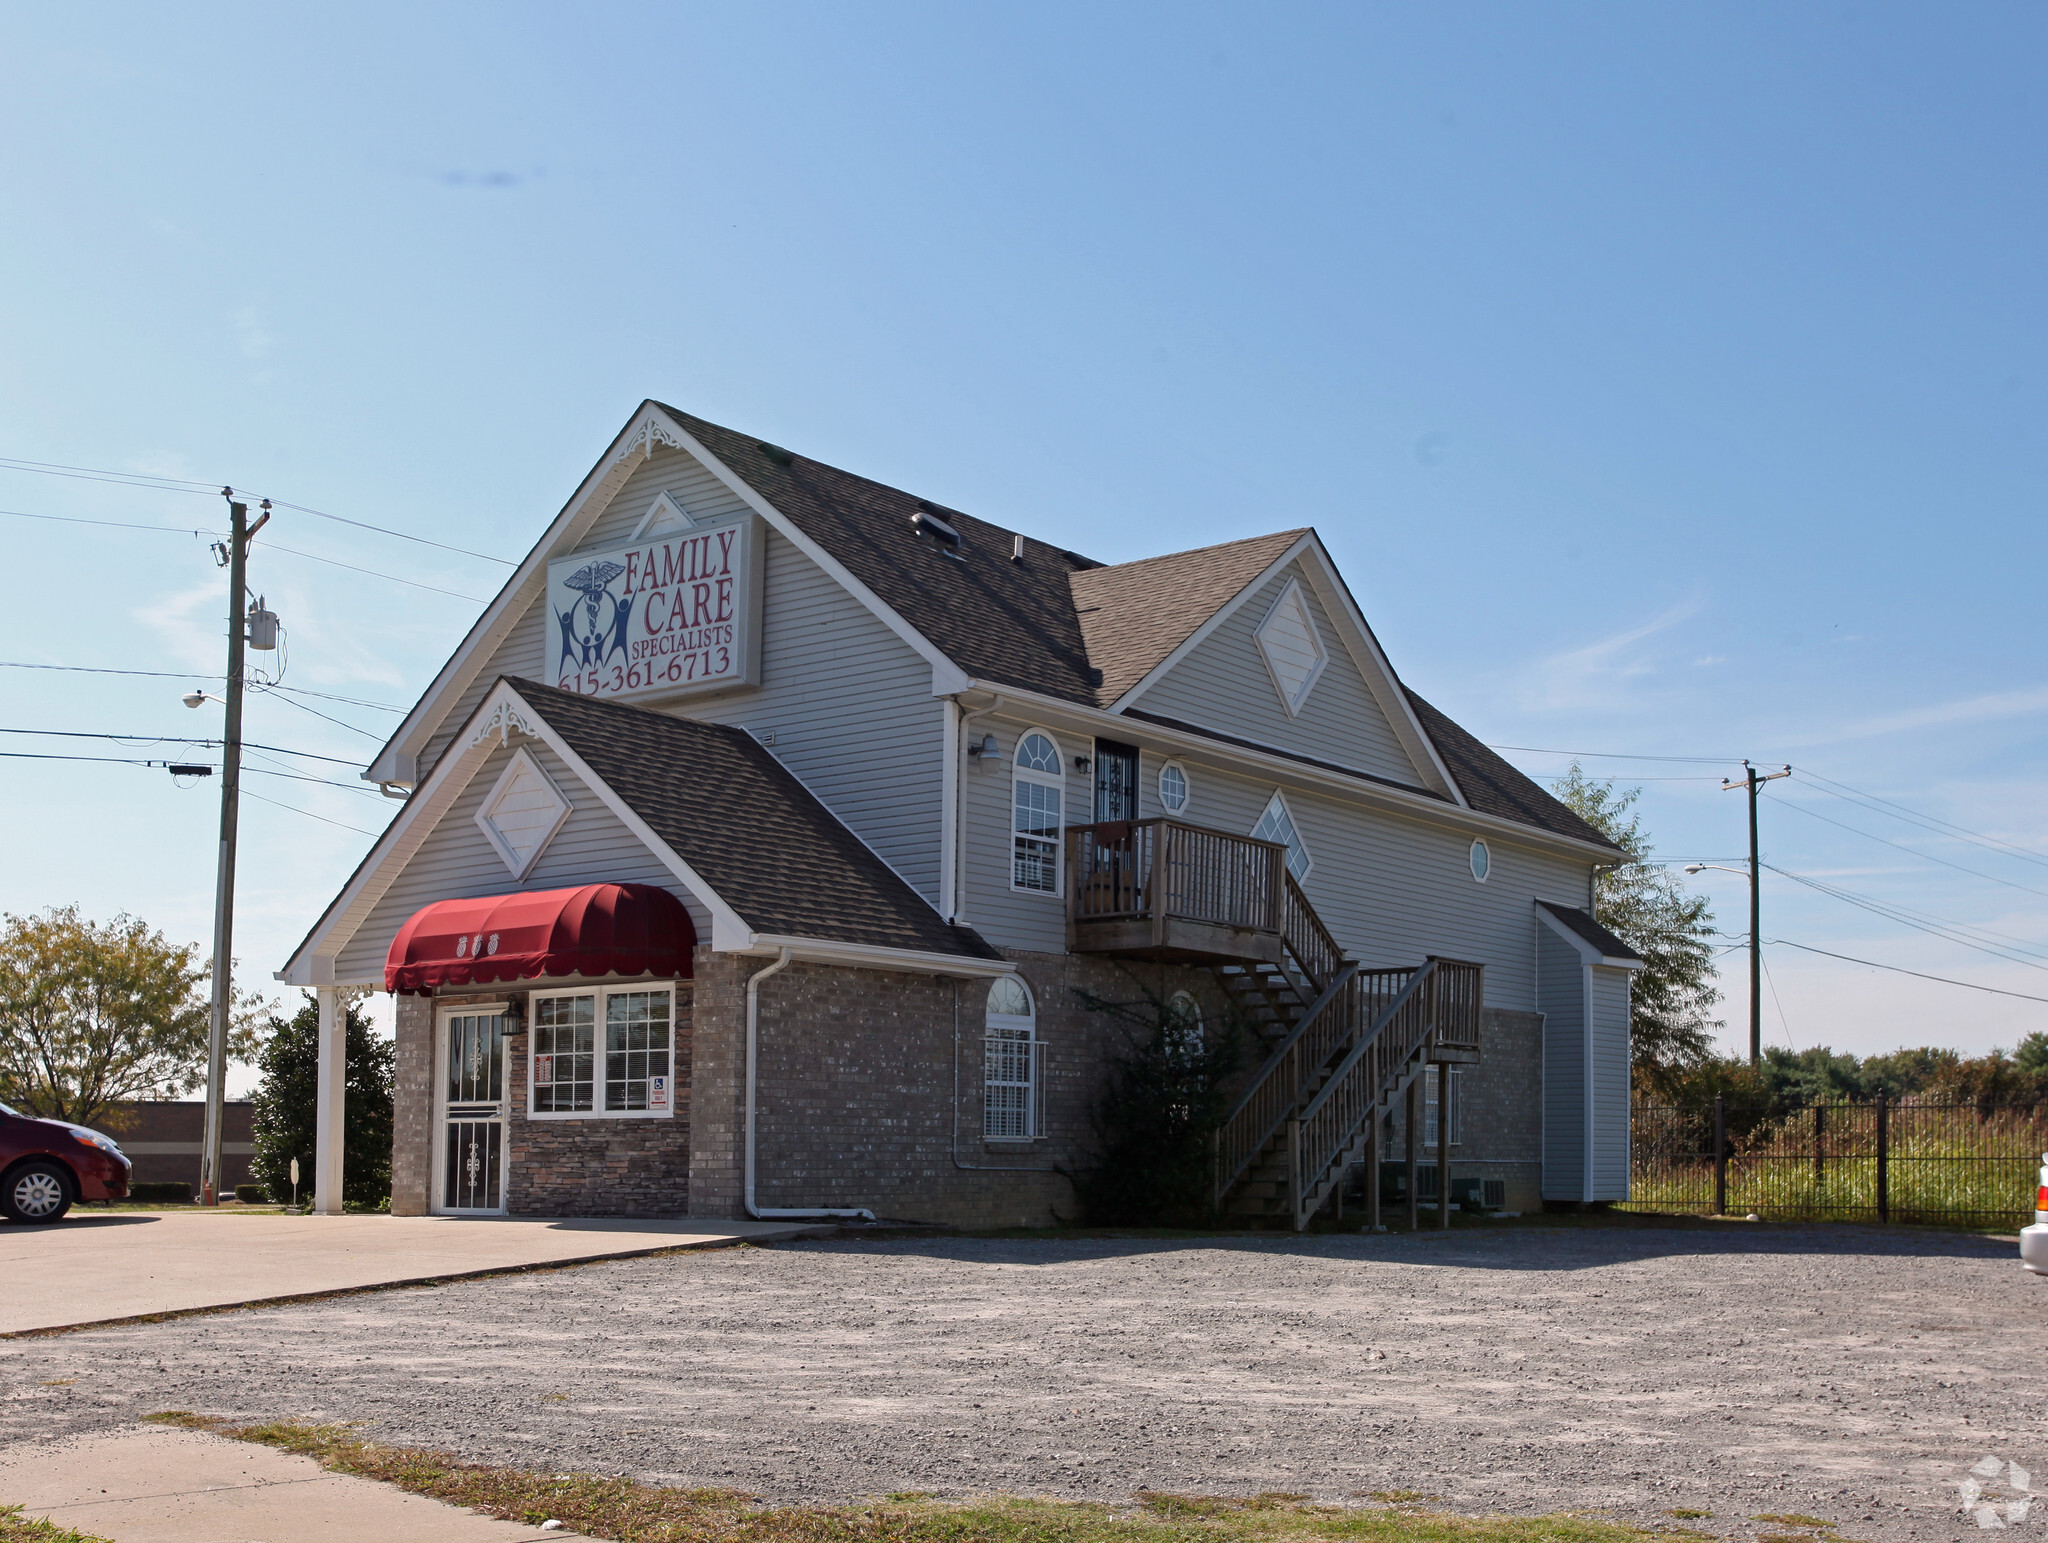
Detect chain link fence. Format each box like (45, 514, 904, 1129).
(1623, 1095, 2048, 1229)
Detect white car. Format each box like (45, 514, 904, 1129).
(2023, 1154, 2048, 1275)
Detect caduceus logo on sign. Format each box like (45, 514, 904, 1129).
(555, 560, 633, 676)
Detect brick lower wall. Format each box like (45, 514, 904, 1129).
(390, 993, 435, 1216)
(1383, 1006, 1547, 1212)
(718, 949, 1228, 1229)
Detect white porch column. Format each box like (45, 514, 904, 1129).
(312, 986, 346, 1214)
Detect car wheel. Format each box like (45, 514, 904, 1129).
(3, 1161, 73, 1224)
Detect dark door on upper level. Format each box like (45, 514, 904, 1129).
(1093, 738, 1140, 823)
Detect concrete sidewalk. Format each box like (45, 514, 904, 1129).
(0, 1210, 825, 1335)
(0, 1424, 568, 1540)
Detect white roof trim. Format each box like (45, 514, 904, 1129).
(366, 402, 970, 787)
(1536, 902, 1647, 971)
(282, 678, 753, 985)
(740, 934, 1016, 978)
(1107, 532, 1461, 804)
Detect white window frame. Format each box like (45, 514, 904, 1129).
(1469, 839, 1491, 883)
(1250, 789, 1313, 881)
(1009, 727, 1066, 898)
(1157, 758, 1191, 815)
(525, 981, 678, 1121)
(983, 976, 1038, 1142)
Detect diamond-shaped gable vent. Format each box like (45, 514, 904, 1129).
(474, 748, 573, 880)
(1254, 579, 1328, 716)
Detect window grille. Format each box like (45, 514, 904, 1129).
(1250, 790, 1312, 880)
(984, 977, 1037, 1140)
(1012, 730, 1064, 894)
(529, 984, 674, 1118)
(532, 994, 596, 1113)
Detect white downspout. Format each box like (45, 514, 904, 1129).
(743, 947, 876, 1222)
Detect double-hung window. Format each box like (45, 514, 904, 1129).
(529, 984, 675, 1118)
(1011, 730, 1065, 894)
(984, 976, 1037, 1140)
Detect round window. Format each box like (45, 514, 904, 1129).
(1158, 760, 1189, 813)
(1469, 839, 1490, 882)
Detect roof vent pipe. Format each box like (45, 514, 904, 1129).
(911, 504, 961, 548)
(1011, 533, 1024, 563)
(744, 947, 877, 1223)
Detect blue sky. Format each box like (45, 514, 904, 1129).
(3, 3, 2044, 1076)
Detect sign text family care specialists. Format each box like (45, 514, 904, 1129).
(546, 522, 750, 700)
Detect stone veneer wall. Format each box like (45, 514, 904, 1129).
(689, 946, 1229, 1229)
(390, 991, 435, 1216)
(388, 980, 694, 1218)
(1383, 1006, 1547, 1212)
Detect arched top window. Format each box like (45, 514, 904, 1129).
(1011, 729, 1065, 894)
(988, 975, 1034, 1020)
(1166, 989, 1204, 1058)
(1015, 731, 1062, 776)
(985, 975, 1037, 1140)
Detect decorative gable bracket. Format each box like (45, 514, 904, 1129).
(468, 698, 540, 750)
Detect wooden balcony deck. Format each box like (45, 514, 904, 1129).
(1065, 819, 1289, 966)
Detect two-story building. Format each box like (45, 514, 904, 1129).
(279, 401, 1641, 1228)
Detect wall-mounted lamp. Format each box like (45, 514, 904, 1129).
(1073, 755, 1092, 774)
(966, 734, 1003, 763)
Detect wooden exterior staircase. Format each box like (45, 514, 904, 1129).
(1064, 819, 1483, 1231)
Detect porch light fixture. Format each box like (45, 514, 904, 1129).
(966, 734, 1003, 762)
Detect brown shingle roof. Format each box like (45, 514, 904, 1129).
(647, 403, 1623, 856)
(1537, 901, 1645, 962)
(1068, 530, 1307, 702)
(510, 678, 1000, 961)
(1404, 690, 1622, 852)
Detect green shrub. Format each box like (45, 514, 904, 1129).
(233, 1183, 269, 1204)
(127, 1181, 193, 1203)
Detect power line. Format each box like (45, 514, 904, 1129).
(0, 662, 404, 712)
(0, 727, 360, 766)
(1762, 862, 2048, 972)
(1794, 769, 2048, 870)
(1487, 744, 1740, 764)
(249, 685, 387, 741)
(3, 507, 220, 537)
(0, 453, 517, 565)
(258, 540, 489, 602)
(5, 503, 491, 603)
(1767, 939, 2048, 1006)
(239, 786, 381, 837)
(1772, 793, 2048, 900)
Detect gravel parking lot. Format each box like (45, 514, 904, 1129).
(0, 1221, 2030, 1542)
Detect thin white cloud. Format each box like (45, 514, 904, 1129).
(1788, 686, 2048, 748)
(1512, 594, 1705, 712)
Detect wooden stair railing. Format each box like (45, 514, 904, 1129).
(1214, 961, 1364, 1202)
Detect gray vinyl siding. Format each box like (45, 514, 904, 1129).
(1588, 964, 1633, 1201)
(412, 445, 946, 906)
(1537, 927, 1586, 1202)
(956, 720, 1081, 955)
(959, 712, 1594, 1002)
(333, 737, 709, 983)
(1132, 563, 1424, 788)
(416, 448, 754, 782)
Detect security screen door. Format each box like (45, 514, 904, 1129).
(1093, 739, 1140, 822)
(440, 1009, 506, 1213)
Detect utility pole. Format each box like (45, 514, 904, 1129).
(1723, 760, 1790, 1069)
(200, 490, 269, 1205)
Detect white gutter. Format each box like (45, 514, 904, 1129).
(743, 947, 876, 1223)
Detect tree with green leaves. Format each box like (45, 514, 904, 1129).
(249, 993, 394, 1209)
(1069, 981, 1244, 1227)
(1550, 764, 1722, 1096)
(0, 906, 258, 1131)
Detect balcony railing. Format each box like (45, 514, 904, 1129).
(1066, 819, 1287, 960)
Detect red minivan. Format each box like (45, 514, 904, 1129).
(0, 1099, 131, 1223)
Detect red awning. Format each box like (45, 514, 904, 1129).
(384, 882, 695, 995)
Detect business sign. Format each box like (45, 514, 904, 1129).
(648, 1074, 670, 1112)
(546, 518, 757, 701)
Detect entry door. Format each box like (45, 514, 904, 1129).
(1093, 739, 1140, 823)
(439, 1009, 507, 1213)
